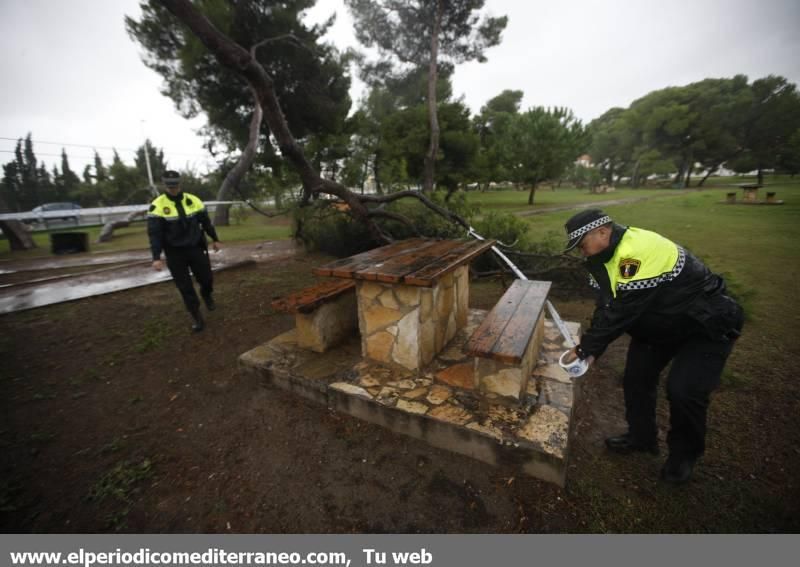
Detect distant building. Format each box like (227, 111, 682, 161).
(575, 154, 592, 167)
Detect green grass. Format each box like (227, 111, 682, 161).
(509, 182, 800, 332)
(134, 317, 173, 354)
(86, 458, 154, 531)
(464, 185, 684, 213)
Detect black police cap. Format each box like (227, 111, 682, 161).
(162, 170, 181, 187)
(563, 209, 613, 252)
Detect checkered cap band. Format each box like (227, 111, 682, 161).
(588, 274, 600, 289)
(616, 247, 686, 291)
(568, 216, 612, 242)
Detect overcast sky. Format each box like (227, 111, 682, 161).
(1, 0, 798, 178)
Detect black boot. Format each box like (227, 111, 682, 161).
(190, 309, 205, 332)
(605, 433, 660, 455)
(203, 294, 216, 311)
(660, 454, 696, 484)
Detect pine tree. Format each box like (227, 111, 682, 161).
(346, 0, 507, 192)
(1, 156, 22, 211)
(93, 151, 107, 182)
(60, 149, 81, 201)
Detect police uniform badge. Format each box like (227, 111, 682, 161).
(163, 207, 171, 215)
(619, 258, 641, 279)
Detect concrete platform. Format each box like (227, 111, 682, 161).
(239, 309, 582, 486)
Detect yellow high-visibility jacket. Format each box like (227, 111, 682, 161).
(147, 192, 218, 260)
(579, 224, 742, 358)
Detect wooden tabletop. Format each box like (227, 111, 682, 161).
(313, 238, 496, 287)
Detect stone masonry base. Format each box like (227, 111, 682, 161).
(239, 309, 582, 487)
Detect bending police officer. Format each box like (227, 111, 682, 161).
(561, 209, 743, 483)
(148, 170, 221, 332)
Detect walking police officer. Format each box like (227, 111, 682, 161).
(147, 170, 221, 332)
(562, 209, 743, 483)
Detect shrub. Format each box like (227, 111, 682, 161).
(292, 201, 375, 257)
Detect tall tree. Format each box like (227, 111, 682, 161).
(778, 128, 800, 176)
(21, 134, 39, 205)
(134, 139, 167, 183)
(1, 142, 23, 212)
(93, 151, 107, 183)
(589, 107, 636, 185)
(346, 0, 506, 192)
(1, 135, 45, 210)
(349, 86, 405, 194)
(499, 107, 586, 205)
(688, 76, 751, 186)
(378, 99, 480, 196)
(728, 75, 800, 184)
(473, 89, 523, 189)
(60, 149, 81, 200)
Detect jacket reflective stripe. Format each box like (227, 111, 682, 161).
(604, 227, 683, 298)
(148, 193, 205, 219)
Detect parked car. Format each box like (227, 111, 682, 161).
(25, 202, 82, 224)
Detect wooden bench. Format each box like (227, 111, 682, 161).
(271, 279, 357, 353)
(466, 280, 552, 402)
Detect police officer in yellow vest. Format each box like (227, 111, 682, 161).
(148, 170, 221, 332)
(562, 209, 743, 483)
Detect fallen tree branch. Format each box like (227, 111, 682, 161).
(0, 220, 36, 250)
(359, 190, 471, 230)
(366, 209, 420, 236)
(214, 85, 263, 226)
(96, 210, 146, 243)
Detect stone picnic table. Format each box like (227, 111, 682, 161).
(738, 183, 762, 202)
(725, 183, 782, 205)
(313, 238, 496, 371)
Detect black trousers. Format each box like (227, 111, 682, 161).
(623, 334, 737, 459)
(165, 245, 213, 313)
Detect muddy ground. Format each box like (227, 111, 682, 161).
(0, 247, 797, 533)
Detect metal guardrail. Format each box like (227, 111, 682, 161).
(0, 201, 243, 222)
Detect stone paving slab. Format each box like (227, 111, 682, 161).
(239, 309, 582, 486)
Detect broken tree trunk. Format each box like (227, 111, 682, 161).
(697, 164, 719, 187)
(0, 220, 36, 251)
(0, 193, 36, 250)
(214, 87, 263, 227)
(96, 210, 146, 243)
